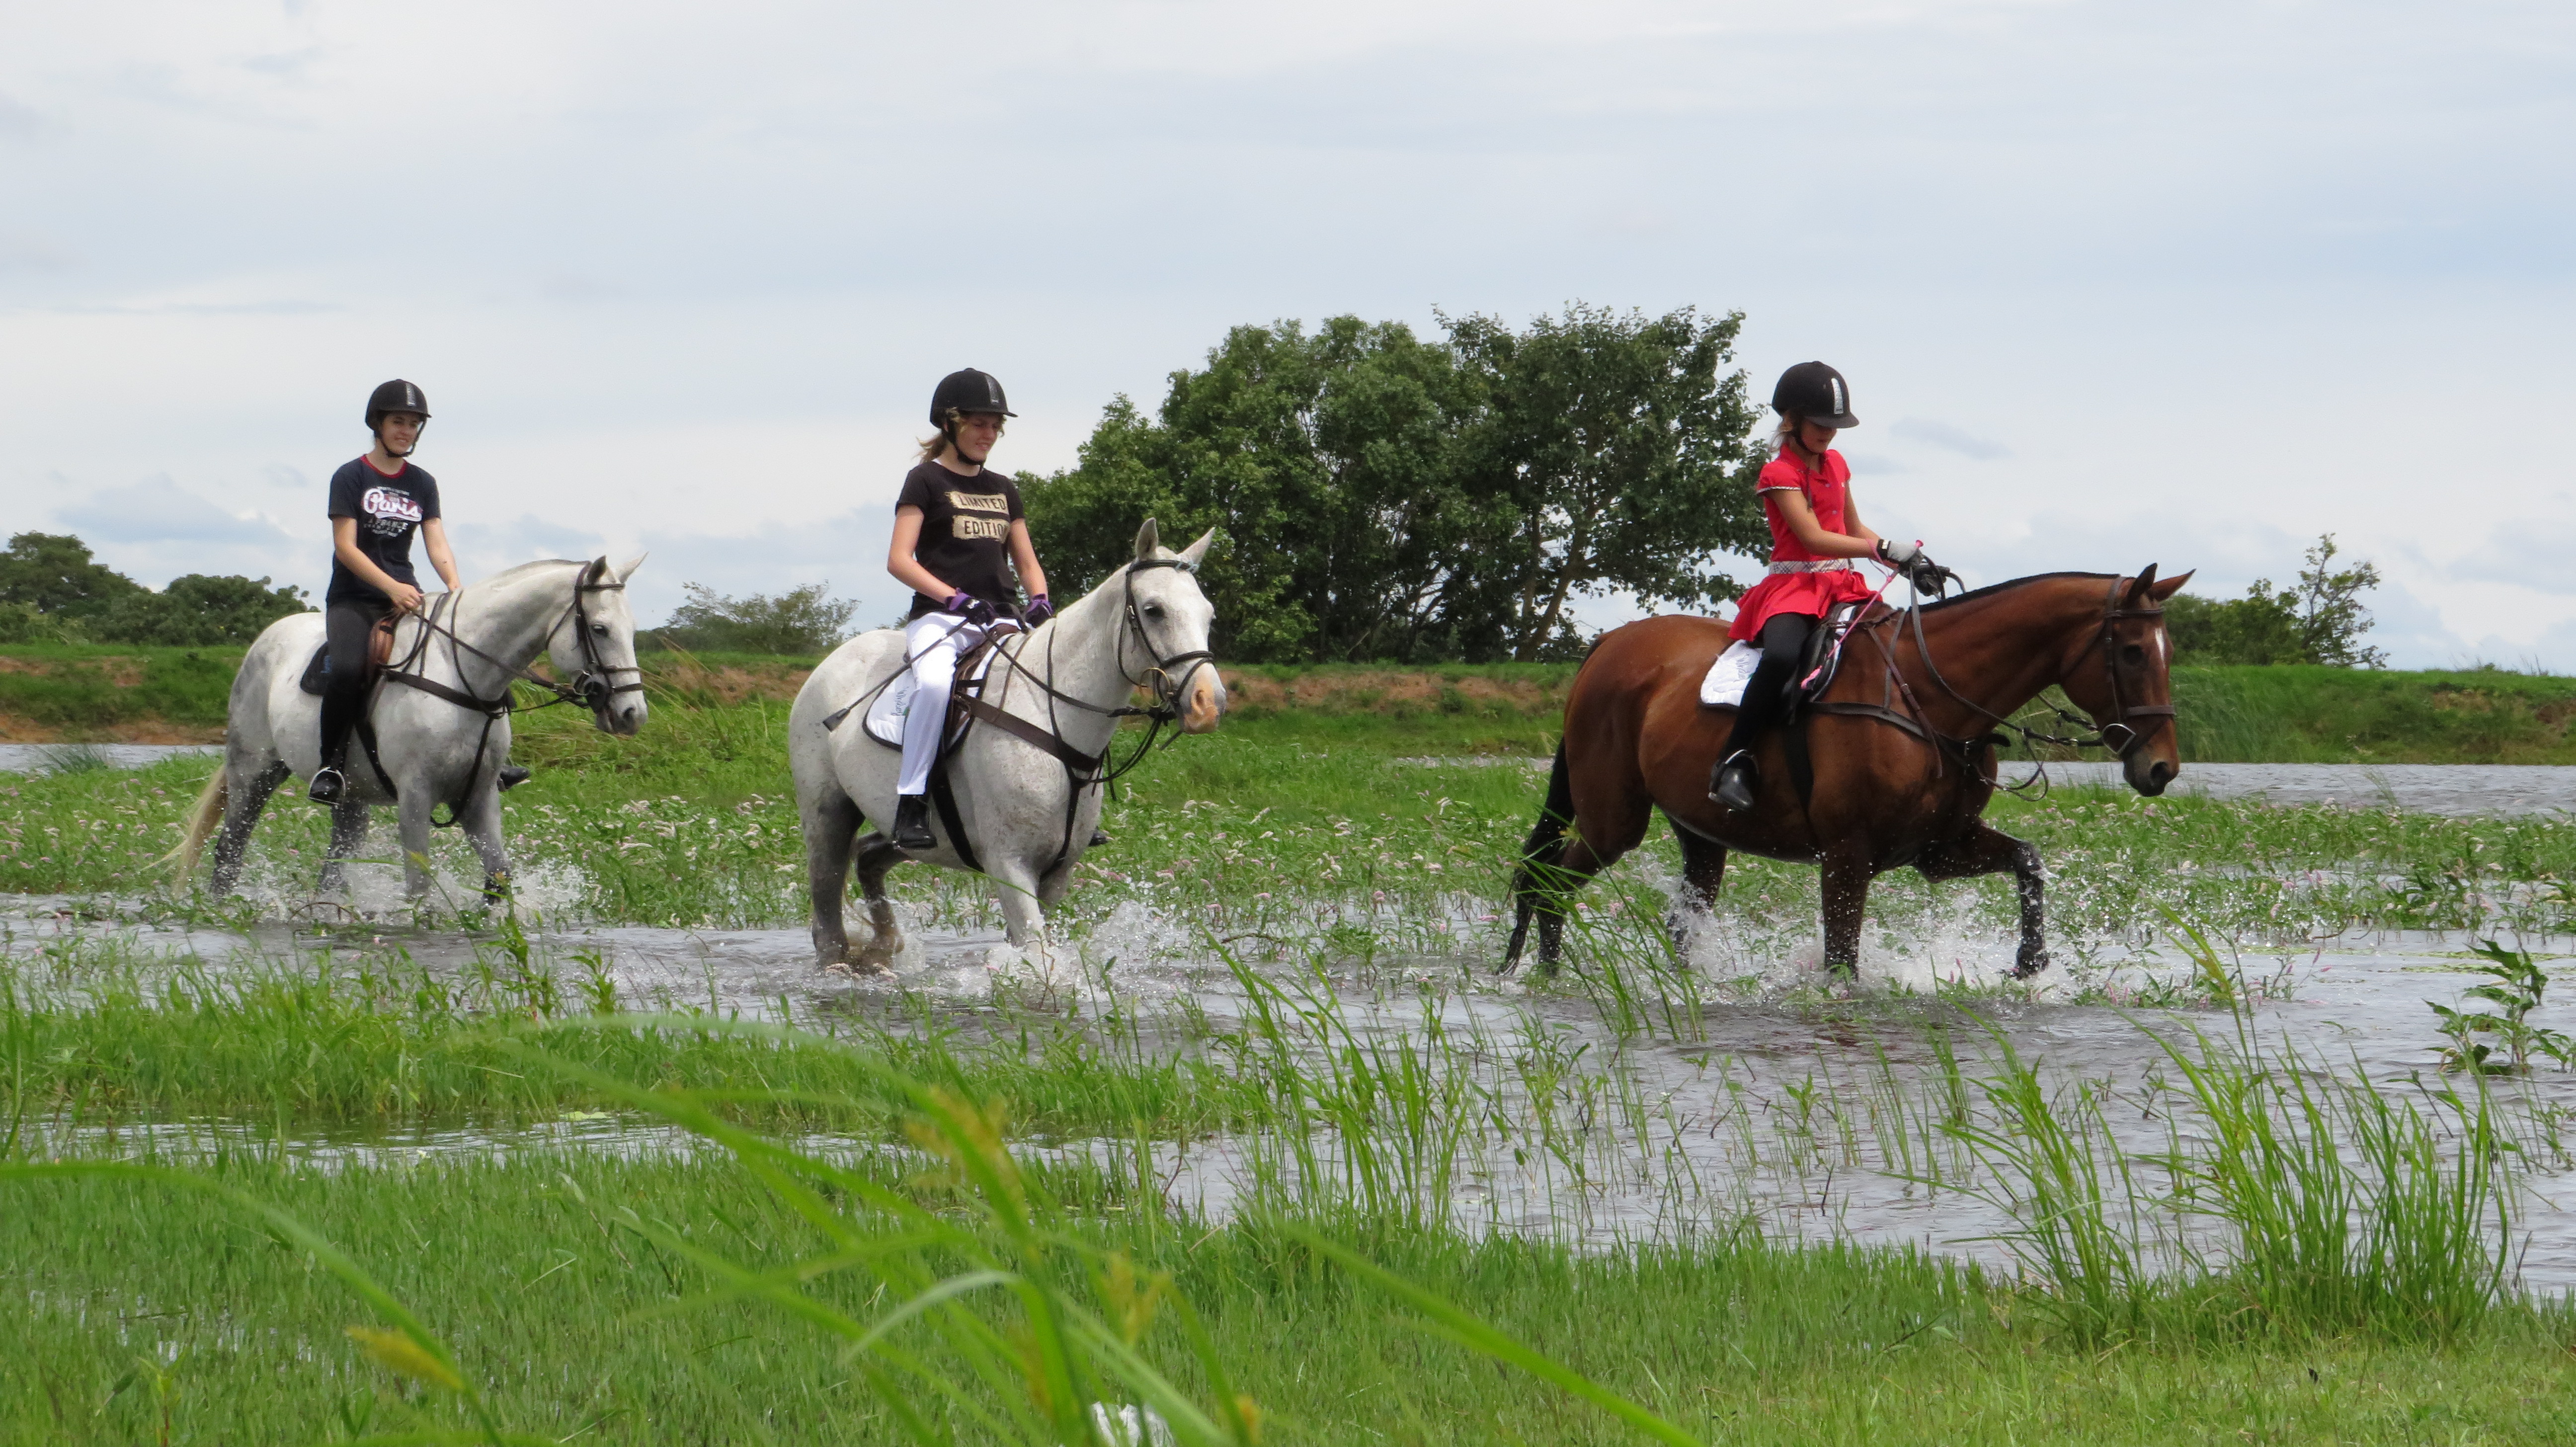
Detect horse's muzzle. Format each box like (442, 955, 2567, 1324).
(1180, 673, 1226, 734)
(2128, 756, 2176, 797)
(599, 700, 649, 737)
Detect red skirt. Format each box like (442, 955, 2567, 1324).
(1728, 567, 1877, 643)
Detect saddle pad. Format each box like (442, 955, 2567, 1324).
(1698, 641, 1761, 709)
(862, 645, 1000, 748)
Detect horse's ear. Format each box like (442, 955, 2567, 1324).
(1179, 528, 1215, 567)
(2149, 568, 2193, 602)
(584, 555, 613, 586)
(614, 553, 648, 583)
(2122, 564, 2160, 607)
(1133, 518, 1163, 561)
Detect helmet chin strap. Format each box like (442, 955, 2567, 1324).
(374, 422, 419, 459)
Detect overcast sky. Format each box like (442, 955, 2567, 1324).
(3, 1, 2570, 665)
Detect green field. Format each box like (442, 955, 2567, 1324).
(6, 645, 2576, 1443)
(5, 642, 2574, 762)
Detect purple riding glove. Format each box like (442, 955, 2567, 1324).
(941, 591, 996, 627)
(1022, 594, 1055, 628)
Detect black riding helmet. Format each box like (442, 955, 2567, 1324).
(1771, 361, 1858, 430)
(365, 378, 430, 430)
(929, 369, 1015, 430)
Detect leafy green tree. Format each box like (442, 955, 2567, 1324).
(1024, 317, 1473, 662)
(1024, 305, 1764, 663)
(1444, 304, 1766, 660)
(0, 532, 143, 620)
(652, 582, 857, 655)
(91, 574, 313, 645)
(2167, 534, 2387, 666)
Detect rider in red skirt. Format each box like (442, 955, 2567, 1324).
(1708, 362, 1951, 811)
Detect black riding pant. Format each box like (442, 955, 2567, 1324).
(1720, 612, 1816, 761)
(318, 596, 390, 769)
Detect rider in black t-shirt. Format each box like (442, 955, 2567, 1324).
(884, 368, 1054, 851)
(308, 380, 466, 804)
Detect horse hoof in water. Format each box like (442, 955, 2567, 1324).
(481, 869, 512, 902)
(2010, 949, 2052, 980)
(824, 956, 891, 978)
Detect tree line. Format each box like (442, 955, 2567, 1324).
(1020, 305, 1770, 663)
(0, 532, 311, 646)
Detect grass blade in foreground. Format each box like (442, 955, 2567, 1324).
(0, 1161, 549, 1447)
(1283, 1225, 1705, 1447)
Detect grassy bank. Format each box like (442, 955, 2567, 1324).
(6, 641, 2572, 761)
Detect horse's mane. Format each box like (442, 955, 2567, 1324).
(1916, 570, 2118, 612)
(477, 558, 593, 588)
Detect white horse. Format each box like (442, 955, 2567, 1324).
(170, 556, 649, 902)
(791, 521, 1225, 971)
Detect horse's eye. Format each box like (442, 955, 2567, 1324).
(1144, 604, 1165, 620)
(591, 623, 610, 636)
(2122, 643, 2146, 666)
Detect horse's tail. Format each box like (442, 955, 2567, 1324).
(161, 763, 228, 878)
(1502, 739, 1575, 969)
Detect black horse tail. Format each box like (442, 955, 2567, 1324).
(1502, 739, 1574, 969)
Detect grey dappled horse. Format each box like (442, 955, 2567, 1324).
(791, 521, 1225, 971)
(171, 557, 649, 902)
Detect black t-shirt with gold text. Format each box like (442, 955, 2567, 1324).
(895, 460, 1025, 620)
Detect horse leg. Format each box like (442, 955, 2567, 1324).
(802, 786, 864, 967)
(1916, 822, 2050, 978)
(988, 859, 1047, 950)
(318, 798, 371, 896)
(210, 760, 289, 895)
(456, 784, 512, 902)
(394, 791, 437, 901)
(849, 836, 907, 973)
(1667, 828, 1728, 962)
(1818, 840, 1876, 981)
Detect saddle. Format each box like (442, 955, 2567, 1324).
(1697, 600, 1872, 711)
(855, 635, 1002, 752)
(297, 615, 398, 697)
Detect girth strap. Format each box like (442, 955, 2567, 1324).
(926, 765, 982, 875)
(380, 670, 510, 716)
(964, 696, 1104, 776)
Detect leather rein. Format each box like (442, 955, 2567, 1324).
(354, 566, 643, 813)
(1884, 574, 2175, 777)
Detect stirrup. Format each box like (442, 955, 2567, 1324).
(1708, 750, 1759, 811)
(891, 796, 937, 851)
(308, 766, 346, 804)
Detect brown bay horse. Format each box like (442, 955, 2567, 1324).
(1505, 568, 2192, 980)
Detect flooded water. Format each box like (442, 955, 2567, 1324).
(8, 757, 2574, 1290)
(8, 885, 2572, 1291)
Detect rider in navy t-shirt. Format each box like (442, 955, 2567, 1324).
(309, 380, 465, 804)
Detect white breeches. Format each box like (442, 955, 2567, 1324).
(898, 613, 989, 796)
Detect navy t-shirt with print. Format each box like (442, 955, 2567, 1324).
(896, 460, 1025, 620)
(326, 458, 441, 604)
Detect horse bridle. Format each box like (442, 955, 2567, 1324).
(1900, 574, 2175, 765)
(393, 563, 644, 727)
(2071, 574, 2175, 761)
(1115, 557, 1218, 721)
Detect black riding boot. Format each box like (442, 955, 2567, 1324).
(891, 795, 937, 851)
(312, 597, 387, 804)
(1708, 614, 1814, 811)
